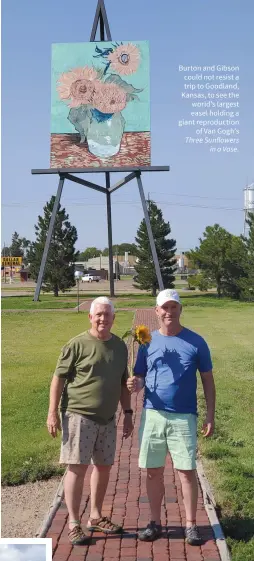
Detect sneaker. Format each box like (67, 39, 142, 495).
(185, 524, 203, 545)
(138, 521, 162, 541)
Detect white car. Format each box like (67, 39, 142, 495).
(81, 274, 100, 283)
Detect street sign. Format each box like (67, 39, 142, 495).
(1, 256, 23, 266)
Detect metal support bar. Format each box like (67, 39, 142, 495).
(31, 166, 170, 175)
(136, 172, 164, 291)
(90, 0, 112, 41)
(90, 0, 103, 40)
(106, 172, 115, 297)
(64, 173, 106, 193)
(108, 172, 136, 194)
(100, 11, 105, 40)
(99, 0, 112, 40)
(33, 175, 65, 301)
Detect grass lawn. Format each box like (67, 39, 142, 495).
(182, 305, 254, 561)
(1, 310, 134, 486)
(1, 285, 35, 291)
(1, 295, 78, 310)
(2, 291, 246, 311)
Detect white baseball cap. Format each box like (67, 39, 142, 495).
(156, 289, 181, 307)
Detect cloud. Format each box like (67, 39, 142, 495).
(0, 544, 46, 561)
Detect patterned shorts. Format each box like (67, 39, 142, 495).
(60, 411, 116, 466)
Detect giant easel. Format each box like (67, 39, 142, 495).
(32, 0, 170, 301)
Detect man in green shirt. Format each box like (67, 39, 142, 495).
(46, 296, 133, 546)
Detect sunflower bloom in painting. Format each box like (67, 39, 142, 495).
(93, 81, 127, 113)
(107, 43, 140, 75)
(57, 66, 98, 107)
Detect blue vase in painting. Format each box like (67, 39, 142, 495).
(87, 109, 125, 158)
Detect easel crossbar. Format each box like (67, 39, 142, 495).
(64, 173, 106, 193)
(32, 166, 170, 175)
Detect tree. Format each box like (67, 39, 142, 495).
(238, 213, 254, 301)
(28, 197, 78, 297)
(117, 243, 138, 256)
(20, 237, 31, 265)
(220, 235, 248, 299)
(78, 247, 101, 261)
(1, 233, 31, 264)
(101, 243, 138, 256)
(186, 224, 248, 298)
(187, 273, 212, 292)
(134, 200, 177, 296)
(1, 246, 11, 256)
(9, 232, 24, 257)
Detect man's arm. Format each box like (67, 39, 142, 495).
(120, 382, 131, 411)
(49, 376, 66, 413)
(47, 343, 75, 437)
(47, 376, 66, 438)
(120, 382, 134, 439)
(200, 370, 216, 437)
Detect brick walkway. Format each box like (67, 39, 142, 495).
(47, 309, 221, 561)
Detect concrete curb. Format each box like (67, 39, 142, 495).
(196, 458, 231, 561)
(35, 471, 66, 538)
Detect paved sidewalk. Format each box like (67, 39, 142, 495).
(46, 309, 221, 561)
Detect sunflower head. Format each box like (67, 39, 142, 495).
(134, 325, 151, 345)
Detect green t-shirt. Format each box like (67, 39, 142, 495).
(54, 330, 128, 424)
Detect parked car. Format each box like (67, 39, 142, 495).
(81, 274, 100, 283)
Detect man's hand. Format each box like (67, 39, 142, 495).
(123, 413, 134, 439)
(46, 411, 61, 438)
(126, 376, 143, 393)
(201, 417, 215, 438)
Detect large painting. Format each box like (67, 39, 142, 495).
(51, 41, 150, 168)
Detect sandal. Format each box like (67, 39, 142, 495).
(68, 522, 91, 545)
(87, 516, 122, 534)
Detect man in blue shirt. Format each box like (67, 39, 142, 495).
(127, 289, 215, 545)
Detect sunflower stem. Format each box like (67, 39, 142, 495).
(130, 334, 135, 377)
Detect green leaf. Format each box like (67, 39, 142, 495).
(122, 329, 132, 340)
(94, 67, 105, 80)
(126, 93, 140, 102)
(105, 73, 143, 94)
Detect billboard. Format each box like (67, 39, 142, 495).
(51, 41, 150, 168)
(1, 257, 22, 266)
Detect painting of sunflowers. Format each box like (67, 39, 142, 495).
(50, 41, 150, 168)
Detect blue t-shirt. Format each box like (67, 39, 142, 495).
(134, 328, 212, 415)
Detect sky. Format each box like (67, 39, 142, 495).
(0, 544, 46, 561)
(2, 0, 254, 253)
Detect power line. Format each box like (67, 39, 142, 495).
(149, 191, 240, 201)
(2, 200, 243, 211)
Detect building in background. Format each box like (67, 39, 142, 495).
(75, 252, 192, 279)
(243, 183, 254, 237)
(176, 253, 190, 273)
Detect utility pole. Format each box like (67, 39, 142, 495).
(115, 245, 118, 282)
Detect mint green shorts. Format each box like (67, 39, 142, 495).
(138, 409, 197, 470)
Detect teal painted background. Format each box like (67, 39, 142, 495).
(51, 41, 150, 134)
